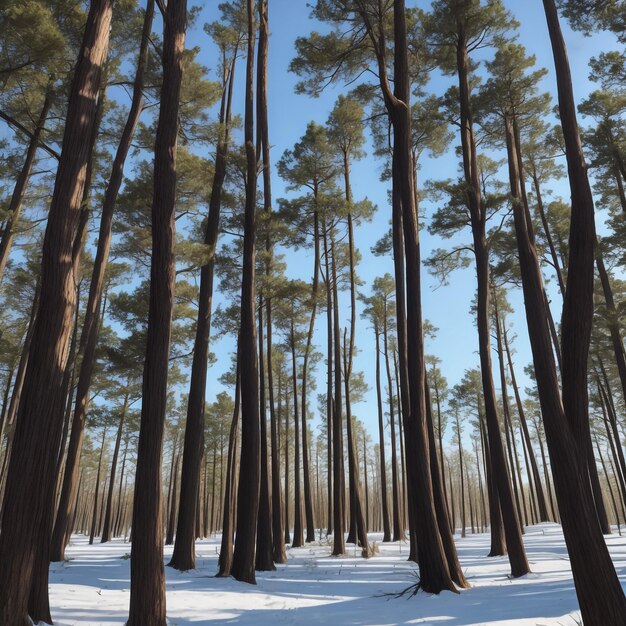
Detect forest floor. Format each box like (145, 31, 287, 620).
(46, 522, 626, 625)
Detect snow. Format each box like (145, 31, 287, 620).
(46, 523, 626, 625)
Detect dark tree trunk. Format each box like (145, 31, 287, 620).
(0, 3, 113, 623)
(101, 395, 127, 543)
(283, 378, 291, 544)
(455, 27, 528, 577)
(596, 372, 626, 517)
(169, 35, 235, 572)
(89, 429, 107, 544)
(256, 297, 275, 571)
(502, 320, 549, 522)
(231, 0, 260, 584)
(505, 42, 626, 616)
(51, 0, 154, 561)
(493, 298, 525, 529)
(480, 412, 505, 556)
(343, 331, 369, 556)
(300, 209, 320, 545)
(586, 429, 611, 534)
(508, 414, 530, 528)
(455, 412, 466, 538)
(330, 231, 345, 556)
(54, 286, 82, 501)
(374, 323, 391, 542)
(254, 0, 285, 564)
(425, 376, 468, 588)
(432, 373, 451, 533)
(166, 452, 180, 546)
(217, 360, 240, 577)
(114, 441, 129, 538)
(384, 320, 402, 541)
(127, 0, 186, 622)
(474, 441, 487, 532)
(531, 171, 565, 296)
(389, 0, 457, 591)
(322, 220, 333, 536)
(363, 434, 369, 531)
(290, 320, 304, 548)
(596, 437, 622, 532)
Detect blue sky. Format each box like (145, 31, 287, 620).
(178, 1, 620, 444)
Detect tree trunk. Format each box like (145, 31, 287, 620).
(290, 320, 304, 548)
(169, 34, 235, 572)
(502, 320, 549, 521)
(531, 171, 565, 296)
(506, 55, 626, 619)
(166, 452, 180, 546)
(323, 220, 333, 536)
(127, 0, 186, 622)
(493, 300, 525, 529)
(374, 323, 391, 541)
(51, 0, 154, 561)
(390, 0, 457, 590)
(89, 429, 107, 544)
(425, 376, 468, 588)
(479, 411, 505, 555)
(432, 373, 451, 533)
(330, 231, 345, 556)
(0, 3, 113, 623)
(384, 319, 402, 541)
(456, 29, 528, 576)
(254, 0, 285, 564)
(283, 377, 291, 544)
(231, 0, 260, 584)
(101, 394, 127, 543)
(300, 207, 320, 545)
(217, 359, 240, 577)
(256, 297, 275, 570)
(114, 440, 129, 538)
(455, 412, 466, 538)
(343, 330, 369, 556)
(596, 437, 622, 531)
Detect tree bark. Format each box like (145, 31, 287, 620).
(89, 429, 107, 544)
(455, 25, 528, 577)
(127, 0, 186, 622)
(502, 320, 549, 522)
(0, 3, 113, 623)
(343, 330, 369, 556)
(390, 0, 457, 590)
(506, 55, 626, 618)
(169, 31, 236, 573)
(51, 0, 154, 561)
(101, 394, 127, 543)
(330, 231, 345, 556)
(256, 296, 275, 570)
(231, 0, 260, 584)
(384, 316, 402, 541)
(374, 322, 391, 541)
(217, 358, 240, 577)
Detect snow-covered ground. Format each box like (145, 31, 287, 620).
(47, 523, 626, 625)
